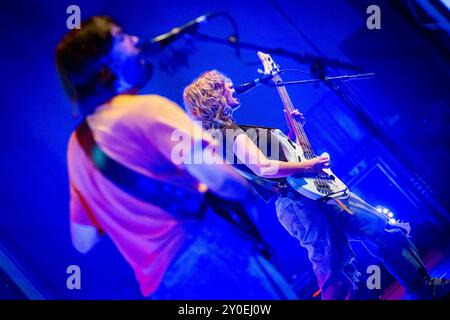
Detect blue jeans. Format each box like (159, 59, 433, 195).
(151, 209, 298, 299)
(275, 192, 428, 299)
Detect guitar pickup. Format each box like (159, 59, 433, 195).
(320, 173, 336, 180)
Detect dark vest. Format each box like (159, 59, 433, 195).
(219, 123, 290, 202)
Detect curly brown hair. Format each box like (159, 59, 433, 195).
(183, 70, 235, 129)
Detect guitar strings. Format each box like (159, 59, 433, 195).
(275, 77, 330, 194)
(269, 64, 325, 190)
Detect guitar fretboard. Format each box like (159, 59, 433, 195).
(273, 76, 316, 159)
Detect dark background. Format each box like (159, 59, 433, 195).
(0, 0, 449, 299)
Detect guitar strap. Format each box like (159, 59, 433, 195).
(332, 198, 354, 215)
(75, 120, 272, 255)
(75, 120, 207, 218)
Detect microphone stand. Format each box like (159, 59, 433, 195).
(270, 72, 376, 87)
(194, 32, 362, 72)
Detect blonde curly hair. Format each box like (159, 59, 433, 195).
(183, 70, 235, 129)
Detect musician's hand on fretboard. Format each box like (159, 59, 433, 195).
(284, 108, 305, 139)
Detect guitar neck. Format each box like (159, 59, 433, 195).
(274, 80, 316, 158)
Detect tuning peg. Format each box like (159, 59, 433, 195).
(257, 68, 264, 74)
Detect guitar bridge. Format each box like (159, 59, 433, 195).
(314, 180, 333, 194)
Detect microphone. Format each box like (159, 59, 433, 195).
(139, 13, 215, 54)
(234, 74, 274, 95)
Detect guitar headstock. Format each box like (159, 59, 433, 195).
(257, 51, 281, 78)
